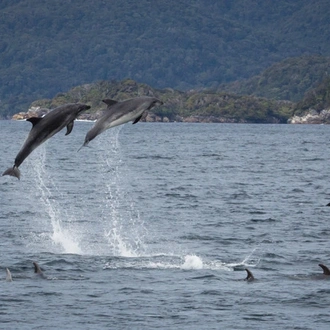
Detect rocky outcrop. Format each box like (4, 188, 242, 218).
(12, 106, 50, 120)
(181, 116, 243, 123)
(288, 109, 330, 124)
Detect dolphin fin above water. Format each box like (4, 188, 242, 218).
(33, 261, 46, 279)
(319, 264, 330, 275)
(6, 268, 12, 282)
(33, 261, 43, 274)
(245, 268, 255, 281)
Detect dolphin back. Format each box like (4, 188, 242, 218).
(2, 166, 21, 179)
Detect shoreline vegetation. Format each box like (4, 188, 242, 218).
(8, 77, 330, 124)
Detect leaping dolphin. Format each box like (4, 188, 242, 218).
(245, 268, 255, 281)
(79, 96, 163, 149)
(319, 263, 330, 275)
(2, 103, 91, 179)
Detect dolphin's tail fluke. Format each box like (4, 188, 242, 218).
(2, 166, 20, 180)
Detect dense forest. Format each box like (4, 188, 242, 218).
(220, 55, 330, 102)
(293, 77, 330, 116)
(1, 0, 330, 117)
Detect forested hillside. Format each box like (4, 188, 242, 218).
(293, 77, 330, 116)
(23, 79, 294, 124)
(1, 0, 330, 117)
(219, 56, 330, 102)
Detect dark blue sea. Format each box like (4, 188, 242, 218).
(1, 120, 330, 329)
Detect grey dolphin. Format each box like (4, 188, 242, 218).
(2, 103, 91, 179)
(80, 96, 163, 148)
(319, 263, 330, 275)
(245, 268, 255, 281)
(6, 268, 12, 282)
(33, 261, 46, 278)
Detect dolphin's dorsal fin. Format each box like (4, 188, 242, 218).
(245, 268, 255, 281)
(132, 114, 143, 124)
(319, 264, 330, 275)
(65, 121, 74, 135)
(6, 268, 12, 282)
(102, 99, 118, 107)
(33, 262, 43, 274)
(26, 117, 43, 127)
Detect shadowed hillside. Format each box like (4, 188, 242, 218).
(219, 56, 330, 102)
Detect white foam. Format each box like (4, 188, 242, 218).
(181, 255, 204, 270)
(50, 227, 82, 254)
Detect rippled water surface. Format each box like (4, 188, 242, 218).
(1, 121, 330, 329)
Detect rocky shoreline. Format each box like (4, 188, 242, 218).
(11, 106, 330, 124)
(287, 109, 330, 124)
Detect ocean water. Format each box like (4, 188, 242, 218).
(1, 120, 330, 329)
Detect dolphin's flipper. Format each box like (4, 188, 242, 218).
(132, 114, 143, 124)
(245, 268, 255, 281)
(26, 117, 43, 127)
(2, 166, 20, 179)
(6, 268, 12, 282)
(102, 99, 118, 107)
(65, 121, 74, 135)
(319, 264, 330, 275)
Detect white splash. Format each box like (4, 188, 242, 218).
(181, 255, 204, 269)
(50, 224, 82, 255)
(29, 145, 82, 254)
(96, 127, 147, 257)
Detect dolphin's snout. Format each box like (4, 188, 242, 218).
(79, 105, 91, 112)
